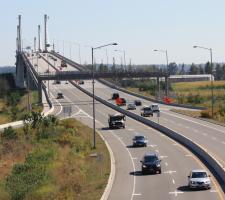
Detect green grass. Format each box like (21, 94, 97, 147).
(0, 117, 110, 200)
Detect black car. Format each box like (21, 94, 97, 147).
(57, 93, 64, 99)
(112, 93, 119, 100)
(133, 135, 148, 147)
(134, 100, 142, 106)
(140, 153, 161, 174)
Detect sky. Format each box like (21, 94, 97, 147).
(1, 0, 225, 66)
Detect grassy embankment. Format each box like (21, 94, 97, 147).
(0, 73, 42, 124)
(0, 115, 110, 200)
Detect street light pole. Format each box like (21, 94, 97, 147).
(115, 50, 126, 71)
(154, 49, 169, 97)
(193, 46, 214, 118)
(92, 42, 118, 149)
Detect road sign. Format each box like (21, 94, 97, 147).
(63, 106, 72, 116)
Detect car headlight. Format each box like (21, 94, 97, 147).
(142, 165, 147, 168)
(191, 181, 196, 184)
(156, 163, 160, 167)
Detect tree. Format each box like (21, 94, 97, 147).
(204, 61, 212, 74)
(189, 63, 199, 74)
(215, 64, 223, 80)
(168, 62, 178, 75)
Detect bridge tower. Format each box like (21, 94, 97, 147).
(15, 15, 25, 88)
(44, 14, 49, 52)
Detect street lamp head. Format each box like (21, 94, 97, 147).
(112, 43, 118, 46)
(193, 46, 197, 48)
(153, 49, 158, 52)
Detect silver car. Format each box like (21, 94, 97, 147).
(127, 103, 136, 110)
(188, 169, 211, 189)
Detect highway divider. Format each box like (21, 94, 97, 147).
(70, 81, 225, 193)
(98, 78, 206, 110)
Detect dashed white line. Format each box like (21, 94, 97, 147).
(185, 154, 192, 157)
(155, 150, 159, 153)
(210, 190, 218, 193)
(172, 179, 175, 184)
(169, 191, 183, 196)
(165, 162, 168, 167)
(133, 193, 142, 196)
(164, 170, 176, 174)
(160, 155, 168, 159)
(148, 144, 157, 147)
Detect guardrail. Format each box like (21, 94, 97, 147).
(70, 80, 225, 193)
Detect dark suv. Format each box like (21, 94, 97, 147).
(140, 153, 161, 174)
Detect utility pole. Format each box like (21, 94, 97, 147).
(18, 15, 21, 52)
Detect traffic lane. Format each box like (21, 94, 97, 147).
(118, 105, 225, 171)
(81, 83, 225, 168)
(122, 120, 220, 200)
(57, 85, 222, 200)
(50, 86, 135, 200)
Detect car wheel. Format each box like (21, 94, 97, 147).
(158, 169, 161, 174)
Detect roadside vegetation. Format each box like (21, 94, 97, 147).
(0, 112, 110, 200)
(0, 73, 42, 124)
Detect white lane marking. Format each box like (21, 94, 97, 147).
(173, 143, 179, 146)
(148, 144, 157, 147)
(128, 128, 134, 131)
(172, 179, 175, 184)
(132, 157, 138, 160)
(164, 170, 176, 174)
(210, 190, 218, 193)
(165, 162, 168, 167)
(160, 156, 168, 159)
(185, 154, 192, 157)
(155, 150, 159, 153)
(162, 110, 225, 135)
(132, 193, 142, 196)
(169, 191, 183, 196)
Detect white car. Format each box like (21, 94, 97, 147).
(150, 104, 160, 112)
(188, 169, 211, 189)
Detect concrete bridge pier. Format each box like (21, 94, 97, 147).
(15, 54, 25, 88)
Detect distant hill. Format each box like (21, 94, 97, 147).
(0, 66, 16, 74)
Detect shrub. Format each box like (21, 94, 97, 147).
(1, 126, 17, 140)
(5, 148, 55, 200)
(201, 110, 211, 118)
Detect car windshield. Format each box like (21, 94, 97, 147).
(144, 156, 158, 162)
(111, 116, 124, 121)
(144, 107, 151, 111)
(135, 136, 145, 140)
(191, 172, 207, 178)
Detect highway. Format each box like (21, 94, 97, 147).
(28, 53, 224, 200)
